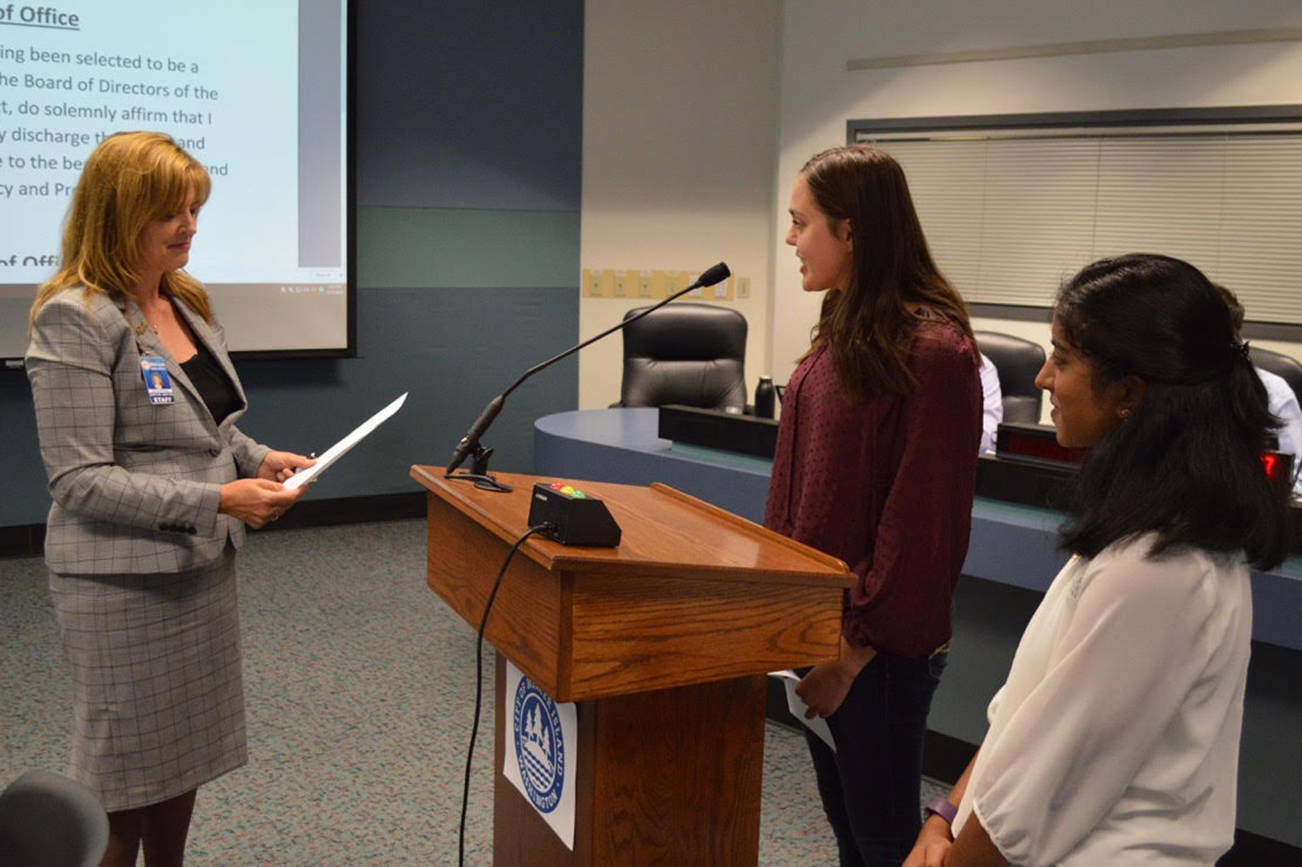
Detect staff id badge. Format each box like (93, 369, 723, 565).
(140, 356, 175, 404)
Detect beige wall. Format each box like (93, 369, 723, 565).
(580, 0, 783, 409)
(583, 1, 1302, 415)
(772, 0, 1302, 420)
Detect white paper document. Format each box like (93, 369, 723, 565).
(282, 392, 408, 490)
(769, 669, 835, 752)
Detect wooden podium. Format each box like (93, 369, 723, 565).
(410, 466, 851, 865)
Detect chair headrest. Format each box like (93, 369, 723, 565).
(976, 331, 1046, 399)
(1249, 346, 1302, 402)
(623, 303, 747, 361)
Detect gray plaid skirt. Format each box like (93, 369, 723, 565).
(49, 545, 247, 811)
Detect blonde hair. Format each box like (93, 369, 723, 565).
(29, 131, 213, 333)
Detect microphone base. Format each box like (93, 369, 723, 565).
(443, 442, 513, 493)
(444, 470, 513, 493)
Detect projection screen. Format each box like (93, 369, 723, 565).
(0, 0, 354, 365)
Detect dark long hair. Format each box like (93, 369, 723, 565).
(1057, 253, 1290, 570)
(800, 146, 973, 399)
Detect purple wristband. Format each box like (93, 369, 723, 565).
(924, 795, 957, 826)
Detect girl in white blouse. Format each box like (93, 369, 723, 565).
(905, 254, 1292, 867)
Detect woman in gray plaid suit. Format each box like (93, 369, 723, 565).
(25, 131, 314, 866)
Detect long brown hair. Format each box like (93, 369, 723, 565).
(800, 145, 973, 399)
(29, 131, 213, 333)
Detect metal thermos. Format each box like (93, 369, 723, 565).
(754, 375, 775, 419)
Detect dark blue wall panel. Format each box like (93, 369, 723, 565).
(0, 371, 45, 525)
(234, 286, 578, 500)
(356, 2, 583, 212)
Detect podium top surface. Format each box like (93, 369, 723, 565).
(411, 466, 852, 587)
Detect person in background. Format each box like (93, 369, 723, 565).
(1215, 283, 1302, 497)
(978, 353, 1003, 454)
(767, 145, 981, 866)
(25, 131, 313, 866)
(904, 254, 1290, 866)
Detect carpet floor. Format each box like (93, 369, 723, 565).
(1, 518, 944, 864)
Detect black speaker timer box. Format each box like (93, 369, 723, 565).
(527, 482, 622, 547)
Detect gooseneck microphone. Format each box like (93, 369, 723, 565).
(446, 261, 732, 491)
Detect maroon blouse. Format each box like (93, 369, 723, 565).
(764, 322, 982, 658)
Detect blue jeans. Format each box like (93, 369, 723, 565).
(802, 649, 948, 867)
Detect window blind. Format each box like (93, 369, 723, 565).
(858, 126, 1302, 325)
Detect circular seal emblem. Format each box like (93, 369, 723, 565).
(512, 675, 565, 814)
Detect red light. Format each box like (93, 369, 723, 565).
(1261, 453, 1281, 481)
(1260, 451, 1295, 489)
(1261, 453, 1277, 475)
(998, 428, 1087, 465)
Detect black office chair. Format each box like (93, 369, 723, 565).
(0, 770, 108, 867)
(975, 331, 1046, 425)
(1250, 346, 1302, 402)
(617, 303, 747, 411)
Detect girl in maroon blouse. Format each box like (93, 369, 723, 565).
(767, 145, 982, 866)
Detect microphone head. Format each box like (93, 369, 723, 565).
(697, 262, 730, 288)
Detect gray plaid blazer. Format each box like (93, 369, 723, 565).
(26, 286, 270, 575)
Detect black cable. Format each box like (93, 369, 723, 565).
(458, 523, 552, 867)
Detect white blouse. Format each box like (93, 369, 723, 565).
(952, 534, 1252, 866)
